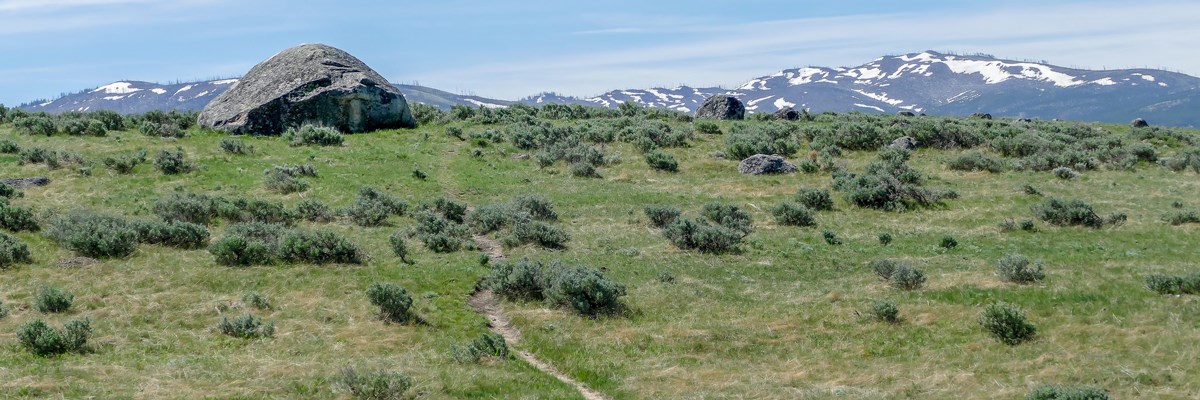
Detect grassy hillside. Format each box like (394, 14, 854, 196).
(0, 106, 1198, 399)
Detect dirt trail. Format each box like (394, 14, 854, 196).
(468, 234, 609, 400)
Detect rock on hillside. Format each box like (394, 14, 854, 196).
(198, 43, 415, 135)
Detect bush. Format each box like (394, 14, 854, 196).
(480, 259, 626, 316)
(511, 194, 557, 221)
(238, 199, 299, 226)
(1020, 219, 1037, 231)
(644, 150, 679, 172)
(980, 302, 1037, 345)
(153, 148, 194, 175)
(366, 282, 413, 323)
(45, 209, 138, 258)
(644, 205, 681, 228)
(701, 202, 753, 235)
(0, 139, 21, 154)
(543, 264, 627, 316)
(139, 121, 184, 138)
(1033, 198, 1105, 228)
(219, 138, 253, 154)
(297, 199, 334, 222)
(17, 318, 91, 356)
(1052, 166, 1079, 180)
(997, 254, 1046, 283)
(346, 187, 407, 227)
(242, 291, 271, 310)
(1144, 273, 1200, 295)
(507, 219, 570, 249)
(284, 124, 343, 146)
(832, 148, 956, 212)
(481, 258, 547, 301)
(870, 259, 901, 280)
(770, 202, 816, 227)
(153, 192, 225, 225)
(725, 122, 799, 159)
(694, 120, 721, 134)
(278, 229, 364, 264)
(948, 151, 1005, 172)
(878, 232, 893, 246)
(939, 235, 958, 249)
(0, 201, 40, 232)
(338, 366, 412, 400)
(432, 197, 467, 224)
(822, 230, 842, 246)
(413, 211, 472, 252)
(130, 219, 210, 249)
(102, 149, 147, 174)
(12, 115, 57, 135)
(795, 188, 834, 211)
(263, 167, 309, 194)
(1026, 385, 1109, 400)
(0, 232, 32, 268)
(451, 332, 509, 363)
(870, 299, 900, 323)
(569, 162, 599, 178)
(1163, 210, 1200, 225)
(466, 203, 513, 234)
(35, 285, 74, 313)
(0, 299, 7, 319)
(209, 235, 277, 266)
(218, 314, 275, 339)
(663, 217, 744, 254)
(890, 266, 926, 290)
(389, 232, 412, 264)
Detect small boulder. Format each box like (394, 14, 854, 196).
(1131, 118, 1149, 128)
(738, 154, 798, 175)
(889, 136, 919, 150)
(970, 112, 993, 120)
(199, 43, 416, 135)
(695, 95, 745, 120)
(774, 107, 801, 121)
(0, 177, 50, 188)
(897, 111, 916, 117)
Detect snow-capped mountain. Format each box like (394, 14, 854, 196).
(20, 79, 511, 115)
(554, 51, 1200, 126)
(17, 51, 1200, 126)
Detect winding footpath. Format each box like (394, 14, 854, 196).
(468, 234, 609, 400)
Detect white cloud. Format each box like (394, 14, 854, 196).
(411, 1, 1200, 99)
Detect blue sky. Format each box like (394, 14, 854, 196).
(1, 0, 1199, 105)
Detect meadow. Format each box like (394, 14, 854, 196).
(0, 104, 1197, 399)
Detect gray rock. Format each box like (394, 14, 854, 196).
(889, 136, 918, 150)
(774, 107, 800, 121)
(897, 111, 916, 117)
(695, 95, 745, 120)
(0, 177, 50, 188)
(738, 154, 798, 175)
(198, 43, 416, 135)
(1131, 118, 1149, 128)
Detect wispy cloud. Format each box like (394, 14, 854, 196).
(0, 0, 153, 12)
(572, 27, 645, 35)
(412, 1, 1200, 99)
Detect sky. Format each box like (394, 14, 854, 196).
(1, 0, 1199, 106)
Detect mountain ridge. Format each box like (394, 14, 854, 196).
(17, 51, 1200, 127)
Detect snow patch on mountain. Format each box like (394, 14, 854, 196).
(92, 82, 142, 94)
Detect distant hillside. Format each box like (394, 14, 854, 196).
(18, 51, 1200, 126)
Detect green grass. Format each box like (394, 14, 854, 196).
(0, 117, 1198, 399)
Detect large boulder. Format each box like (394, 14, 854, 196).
(198, 43, 415, 135)
(774, 107, 801, 121)
(695, 95, 745, 120)
(888, 136, 919, 150)
(738, 154, 797, 175)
